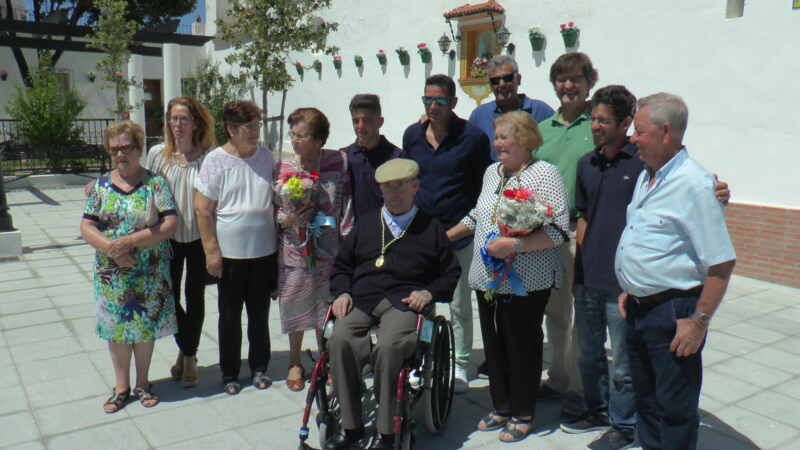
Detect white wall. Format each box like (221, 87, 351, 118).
(239, 0, 799, 208)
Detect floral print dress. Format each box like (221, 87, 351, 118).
(276, 149, 353, 333)
(83, 171, 179, 343)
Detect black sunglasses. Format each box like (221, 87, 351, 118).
(421, 96, 450, 106)
(489, 73, 516, 86)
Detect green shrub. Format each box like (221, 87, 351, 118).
(4, 54, 86, 145)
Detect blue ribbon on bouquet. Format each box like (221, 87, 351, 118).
(480, 231, 526, 296)
(308, 212, 336, 237)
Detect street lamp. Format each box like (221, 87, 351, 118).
(437, 33, 452, 55)
(496, 25, 511, 48)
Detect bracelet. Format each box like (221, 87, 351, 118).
(513, 238, 524, 253)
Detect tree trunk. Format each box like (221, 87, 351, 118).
(278, 89, 287, 154)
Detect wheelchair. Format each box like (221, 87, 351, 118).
(297, 304, 455, 450)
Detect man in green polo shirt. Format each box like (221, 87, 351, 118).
(533, 52, 598, 407)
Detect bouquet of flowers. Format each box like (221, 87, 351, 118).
(293, 61, 304, 77)
(481, 187, 555, 302)
(495, 187, 554, 236)
(332, 54, 342, 70)
(470, 56, 489, 79)
(376, 49, 387, 65)
(396, 47, 410, 66)
(276, 169, 322, 268)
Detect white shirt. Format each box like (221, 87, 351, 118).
(144, 144, 207, 243)
(194, 146, 277, 259)
(381, 205, 418, 238)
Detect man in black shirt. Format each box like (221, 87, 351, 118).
(340, 94, 402, 219)
(326, 158, 460, 450)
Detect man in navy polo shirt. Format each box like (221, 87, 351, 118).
(468, 55, 554, 161)
(340, 94, 402, 219)
(560, 85, 642, 449)
(402, 74, 491, 393)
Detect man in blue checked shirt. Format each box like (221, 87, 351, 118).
(615, 93, 736, 450)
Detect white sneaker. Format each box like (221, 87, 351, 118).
(454, 364, 469, 394)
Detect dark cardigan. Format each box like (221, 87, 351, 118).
(330, 208, 461, 313)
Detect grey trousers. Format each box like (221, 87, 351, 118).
(328, 299, 418, 435)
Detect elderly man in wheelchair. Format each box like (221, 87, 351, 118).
(320, 158, 461, 450)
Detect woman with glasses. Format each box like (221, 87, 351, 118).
(194, 100, 278, 395)
(447, 111, 569, 443)
(80, 120, 178, 413)
(143, 97, 215, 388)
(276, 107, 352, 391)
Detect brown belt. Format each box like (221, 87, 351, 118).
(631, 285, 704, 306)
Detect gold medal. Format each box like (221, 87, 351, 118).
(375, 255, 384, 268)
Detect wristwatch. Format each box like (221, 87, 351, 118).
(690, 310, 712, 327)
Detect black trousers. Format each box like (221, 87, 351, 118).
(170, 239, 207, 357)
(217, 253, 277, 381)
(477, 289, 549, 418)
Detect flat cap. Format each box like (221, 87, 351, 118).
(375, 158, 419, 183)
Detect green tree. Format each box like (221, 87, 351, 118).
(85, 0, 138, 120)
(216, 0, 338, 149)
(2, 0, 195, 87)
(5, 53, 86, 145)
(182, 60, 252, 145)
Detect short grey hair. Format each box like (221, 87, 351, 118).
(638, 93, 688, 140)
(487, 55, 518, 74)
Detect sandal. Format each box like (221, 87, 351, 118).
(252, 372, 272, 390)
(103, 387, 130, 413)
(223, 380, 241, 395)
(286, 364, 306, 392)
(477, 411, 510, 431)
(499, 417, 532, 443)
(132, 384, 159, 408)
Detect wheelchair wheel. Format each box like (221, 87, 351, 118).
(418, 315, 455, 433)
(315, 381, 340, 448)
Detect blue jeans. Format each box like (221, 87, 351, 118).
(574, 285, 635, 433)
(627, 295, 704, 450)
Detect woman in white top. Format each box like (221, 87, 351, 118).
(194, 100, 278, 395)
(448, 111, 570, 443)
(144, 97, 215, 388)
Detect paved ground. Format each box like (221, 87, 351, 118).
(1, 185, 798, 450)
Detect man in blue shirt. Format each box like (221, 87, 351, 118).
(616, 93, 736, 450)
(340, 94, 402, 219)
(468, 55, 554, 161)
(402, 74, 491, 393)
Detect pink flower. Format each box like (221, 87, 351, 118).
(333, 55, 342, 61)
(294, 61, 303, 67)
(417, 43, 427, 49)
(568, 21, 575, 27)
(560, 23, 566, 30)
(377, 49, 385, 54)
(0, 69, 7, 76)
(114, 69, 124, 77)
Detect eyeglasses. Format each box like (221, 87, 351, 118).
(421, 96, 449, 106)
(108, 144, 137, 155)
(289, 131, 313, 141)
(489, 73, 516, 86)
(237, 120, 262, 131)
(168, 116, 194, 125)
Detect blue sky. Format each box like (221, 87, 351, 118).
(20, 0, 206, 30)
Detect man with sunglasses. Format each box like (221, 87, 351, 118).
(468, 55, 554, 161)
(401, 74, 491, 393)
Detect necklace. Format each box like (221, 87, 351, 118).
(375, 207, 417, 268)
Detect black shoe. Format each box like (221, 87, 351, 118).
(559, 412, 610, 434)
(477, 361, 489, 379)
(587, 427, 635, 450)
(323, 431, 366, 450)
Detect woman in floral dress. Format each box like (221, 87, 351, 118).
(80, 121, 178, 413)
(276, 108, 352, 391)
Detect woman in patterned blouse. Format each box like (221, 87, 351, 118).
(81, 121, 178, 413)
(447, 111, 570, 443)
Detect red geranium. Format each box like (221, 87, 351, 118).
(502, 188, 532, 201)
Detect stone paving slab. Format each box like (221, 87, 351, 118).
(0, 186, 796, 449)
